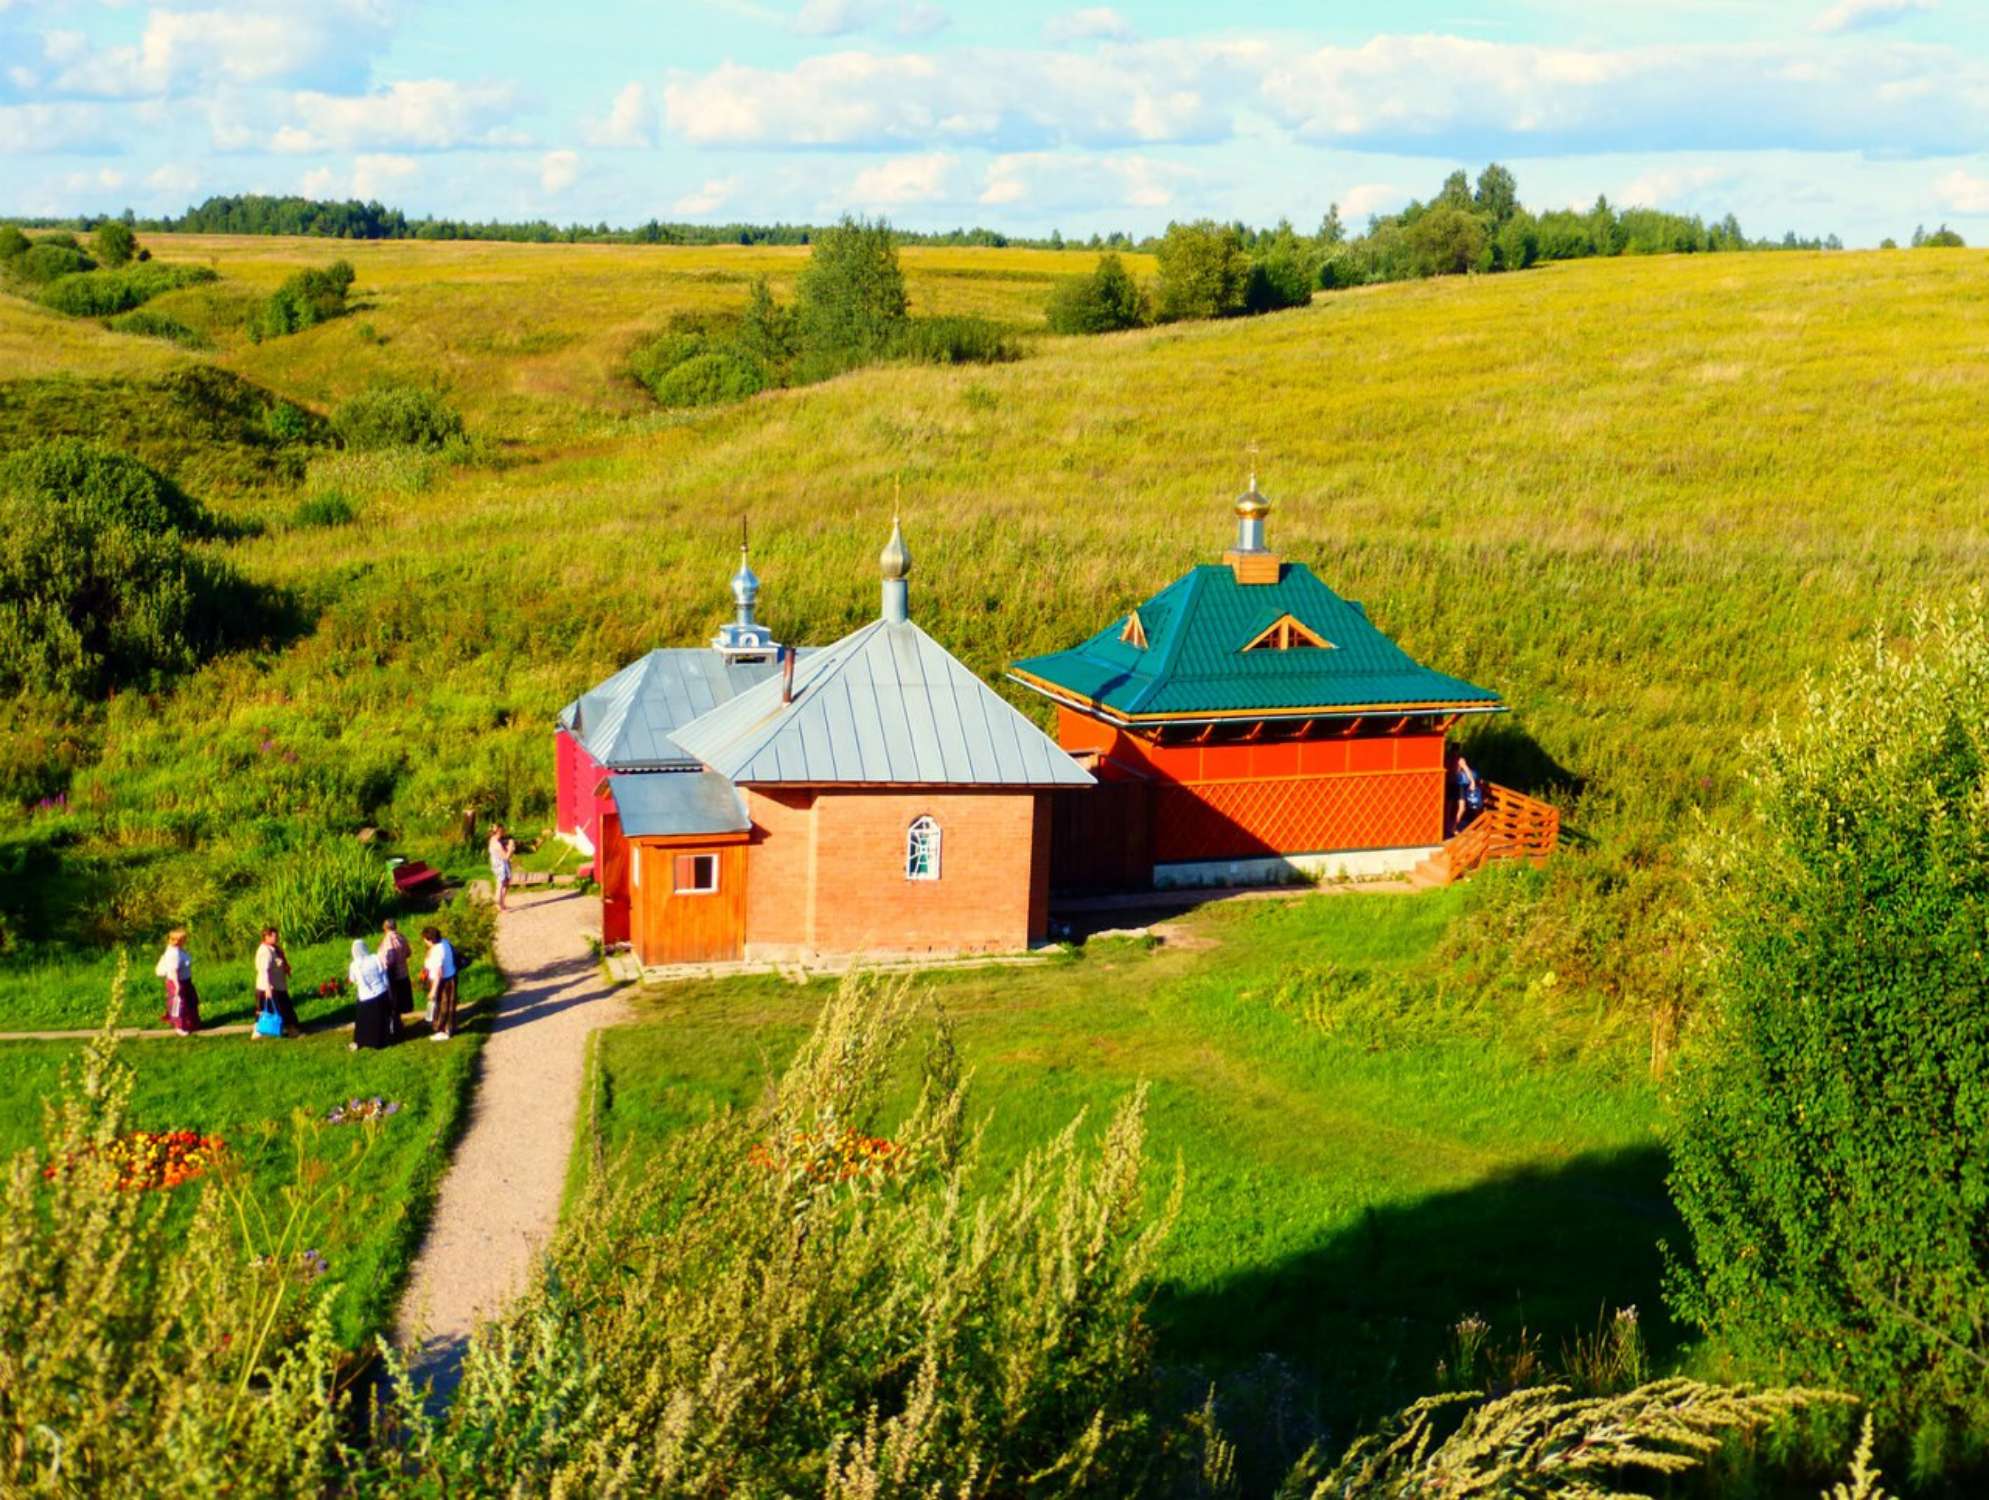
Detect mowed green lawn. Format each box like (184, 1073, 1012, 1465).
(0, 957, 500, 1346)
(591, 887, 1670, 1434)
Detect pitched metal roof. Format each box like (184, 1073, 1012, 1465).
(557, 649, 795, 769)
(670, 618, 1095, 787)
(1008, 563, 1502, 721)
(609, 768, 751, 838)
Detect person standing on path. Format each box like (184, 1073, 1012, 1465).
(348, 939, 392, 1051)
(379, 918, 413, 1037)
(422, 926, 458, 1041)
(255, 927, 300, 1036)
(487, 824, 516, 912)
(154, 929, 200, 1035)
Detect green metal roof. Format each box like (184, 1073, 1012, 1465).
(1008, 563, 1502, 721)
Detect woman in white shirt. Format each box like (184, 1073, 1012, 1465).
(347, 939, 392, 1051)
(153, 928, 201, 1035)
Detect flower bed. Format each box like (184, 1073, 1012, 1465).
(325, 1096, 400, 1126)
(748, 1126, 900, 1185)
(45, 1129, 224, 1192)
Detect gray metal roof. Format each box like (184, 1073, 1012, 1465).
(557, 649, 794, 770)
(669, 619, 1095, 787)
(610, 769, 752, 838)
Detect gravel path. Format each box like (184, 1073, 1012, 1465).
(396, 888, 624, 1390)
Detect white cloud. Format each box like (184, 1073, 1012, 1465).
(539, 148, 579, 193)
(1616, 163, 1726, 207)
(1340, 182, 1402, 219)
(41, 3, 389, 98)
(1044, 7, 1133, 43)
(354, 152, 418, 198)
(1934, 166, 1989, 213)
(1811, 0, 1934, 34)
(273, 80, 526, 152)
(673, 176, 739, 215)
(0, 100, 119, 153)
(586, 80, 652, 148)
(790, 0, 948, 37)
(146, 162, 199, 195)
(977, 150, 1193, 211)
(662, 35, 1989, 159)
(849, 150, 956, 203)
(297, 164, 338, 196)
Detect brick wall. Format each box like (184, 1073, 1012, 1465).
(743, 788, 1045, 958)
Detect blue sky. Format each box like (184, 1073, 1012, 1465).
(2, 0, 1985, 245)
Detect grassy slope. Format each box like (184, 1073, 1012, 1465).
(593, 890, 1667, 1435)
(0, 957, 500, 1344)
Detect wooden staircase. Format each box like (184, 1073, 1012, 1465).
(1409, 783, 1561, 888)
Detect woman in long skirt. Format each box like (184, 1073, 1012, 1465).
(347, 939, 392, 1051)
(378, 919, 414, 1037)
(154, 929, 201, 1035)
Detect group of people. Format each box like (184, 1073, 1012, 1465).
(151, 920, 461, 1047)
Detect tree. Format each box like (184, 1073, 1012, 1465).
(1473, 163, 1519, 225)
(1316, 202, 1345, 246)
(1152, 219, 1251, 321)
(91, 220, 138, 267)
(1403, 205, 1488, 277)
(1437, 169, 1473, 208)
(1494, 210, 1539, 271)
(794, 215, 908, 369)
(1668, 605, 1989, 1442)
(1920, 224, 1967, 248)
(1045, 253, 1147, 334)
(736, 275, 797, 374)
(1243, 225, 1318, 312)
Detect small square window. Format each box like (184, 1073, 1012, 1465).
(673, 853, 719, 894)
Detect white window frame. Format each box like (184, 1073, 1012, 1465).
(905, 816, 941, 882)
(673, 852, 720, 895)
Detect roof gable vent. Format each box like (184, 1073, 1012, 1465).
(1242, 614, 1332, 653)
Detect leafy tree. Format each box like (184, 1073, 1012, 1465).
(1494, 210, 1540, 271)
(1437, 169, 1474, 208)
(1403, 205, 1488, 277)
(1880, 237, 1898, 250)
(91, 220, 137, 267)
(1045, 252, 1148, 334)
(735, 275, 797, 375)
(1919, 224, 1967, 248)
(1473, 163, 1519, 225)
(794, 215, 909, 369)
(1668, 605, 1989, 1444)
(1316, 202, 1345, 247)
(1152, 219, 1251, 321)
(1244, 227, 1318, 312)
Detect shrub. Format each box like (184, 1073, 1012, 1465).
(1153, 219, 1251, 322)
(91, 220, 138, 267)
(1046, 252, 1148, 334)
(290, 490, 356, 528)
(650, 349, 767, 407)
(105, 309, 210, 349)
(385, 974, 1177, 1493)
(888, 315, 1018, 364)
(247, 259, 355, 342)
(241, 841, 395, 947)
(628, 329, 710, 398)
(1404, 205, 1491, 276)
(329, 384, 465, 451)
(263, 400, 314, 445)
(0, 440, 250, 698)
(36, 263, 217, 317)
(795, 214, 909, 367)
(1244, 240, 1318, 313)
(0, 225, 28, 260)
(1667, 603, 1989, 1445)
(14, 242, 92, 284)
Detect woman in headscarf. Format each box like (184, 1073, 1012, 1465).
(154, 929, 200, 1035)
(347, 938, 392, 1051)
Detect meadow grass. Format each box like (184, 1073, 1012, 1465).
(0, 958, 498, 1346)
(590, 889, 1669, 1436)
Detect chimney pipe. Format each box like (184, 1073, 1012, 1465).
(781, 646, 797, 704)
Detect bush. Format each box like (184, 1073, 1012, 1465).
(91, 220, 138, 267)
(0, 440, 254, 698)
(36, 263, 217, 317)
(651, 350, 767, 408)
(1153, 220, 1251, 322)
(14, 242, 92, 284)
(329, 384, 465, 451)
(1403, 205, 1491, 276)
(105, 309, 210, 349)
(888, 315, 1018, 364)
(247, 260, 355, 342)
(1244, 239, 1318, 313)
(795, 214, 909, 367)
(1668, 603, 1989, 1445)
(1046, 252, 1147, 334)
(290, 490, 356, 528)
(0, 225, 27, 260)
(385, 974, 1177, 1493)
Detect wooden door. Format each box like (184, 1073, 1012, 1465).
(599, 810, 631, 946)
(633, 843, 747, 965)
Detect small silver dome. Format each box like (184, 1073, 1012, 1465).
(879, 518, 912, 582)
(731, 547, 760, 608)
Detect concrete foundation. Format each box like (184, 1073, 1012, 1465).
(1151, 845, 1438, 890)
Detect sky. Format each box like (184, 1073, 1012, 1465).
(2, 0, 1986, 246)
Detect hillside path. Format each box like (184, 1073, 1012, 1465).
(396, 888, 625, 1391)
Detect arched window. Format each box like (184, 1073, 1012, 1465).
(906, 816, 941, 881)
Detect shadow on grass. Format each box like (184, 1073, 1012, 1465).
(1464, 719, 1587, 804)
(1155, 1144, 1679, 1477)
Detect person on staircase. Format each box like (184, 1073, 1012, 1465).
(1449, 751, 1487, 835)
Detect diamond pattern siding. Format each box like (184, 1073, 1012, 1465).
(1150, 770, 1444, 862)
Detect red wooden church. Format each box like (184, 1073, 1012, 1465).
(1009, 481, 1538, 890)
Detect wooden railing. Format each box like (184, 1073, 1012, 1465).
(1413, 782, 1560, 886)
